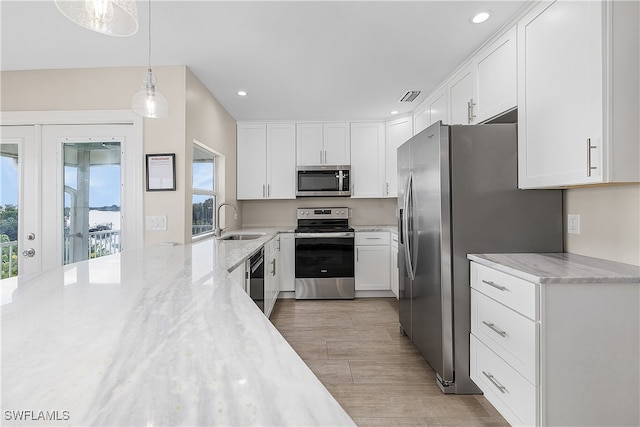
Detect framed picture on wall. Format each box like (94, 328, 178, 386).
(146, 153, 176, 191)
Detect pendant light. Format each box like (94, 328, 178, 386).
(131, 0, 169, 119)
(55, 0, 138, 36)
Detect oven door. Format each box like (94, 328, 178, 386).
(294, 232, 355, 299)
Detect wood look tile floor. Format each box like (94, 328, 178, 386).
(270, 298, 509, 427)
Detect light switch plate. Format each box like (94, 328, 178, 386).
(567, 214, 581, 234)
(146, 215, 167, 231)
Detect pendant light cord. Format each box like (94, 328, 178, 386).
(147, 0, 152, 70)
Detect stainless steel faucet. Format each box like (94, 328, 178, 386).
(214, 202, 238, 237)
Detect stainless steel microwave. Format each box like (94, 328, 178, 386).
(296, 165, 351, 197)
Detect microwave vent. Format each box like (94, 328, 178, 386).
(398, 90, 421, 103)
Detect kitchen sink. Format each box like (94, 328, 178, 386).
(218, 233, 265, 241)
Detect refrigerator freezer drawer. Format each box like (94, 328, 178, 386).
(471, 262, 538, 320)
(471, 289, 538, 383)
(470, 335, 537, 427)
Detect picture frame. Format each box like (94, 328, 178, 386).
(146, 153, 176, 191)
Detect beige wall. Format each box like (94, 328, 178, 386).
(185, 69, 239, 235)
(242, 198, 397, 228)
(564, 184, 640, 266)
(1, 66, 237, 246)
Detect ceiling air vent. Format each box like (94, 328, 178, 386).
(398, 90, 421, 103)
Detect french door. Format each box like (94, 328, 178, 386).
(1, 126, 40, 277)
(1, 122, 141, 277)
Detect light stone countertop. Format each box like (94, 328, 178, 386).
(352, 225, 398, 234)
(0, 232, 354, 427)
(468, 253, 640, 284)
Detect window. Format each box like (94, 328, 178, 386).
(192, 143, 217, 237)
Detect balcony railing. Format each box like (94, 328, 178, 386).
(64, 229, 121, 265)
(1, 240, 18, 279)
(1, 230, 121, 279)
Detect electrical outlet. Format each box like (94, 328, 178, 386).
(567, 214, 581, 234)
(146, 215, 167, 231)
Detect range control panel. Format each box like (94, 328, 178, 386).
(297, 207, 349, 219)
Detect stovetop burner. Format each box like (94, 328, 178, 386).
(294, 225, 355, 233)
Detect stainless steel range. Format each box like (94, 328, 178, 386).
(294, 207, 355, 299)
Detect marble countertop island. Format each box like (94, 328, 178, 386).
(468, 252, 640, 284)
(1, 231, 354, 426)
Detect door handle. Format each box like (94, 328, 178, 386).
(22, 248, 36, 257)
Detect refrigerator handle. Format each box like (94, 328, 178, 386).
(403, 174, 416, 281)
(398, 208, 404, 245)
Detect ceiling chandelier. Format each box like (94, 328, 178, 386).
(55, 0, 138, 37)
(131, 0, 169, 119)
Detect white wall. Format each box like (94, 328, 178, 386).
(1, 66, 237, 246)
(185, 69, 240, 236)
(564, 184, 640, 266)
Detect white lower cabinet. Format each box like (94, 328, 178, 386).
(229, 261, 248, 293)
(390, 233, 399, 298)
(264, 236, 281, 318)
(355, 232, 390, 291)
(470, 260, 640, 427)
(279, 233, 295, 292)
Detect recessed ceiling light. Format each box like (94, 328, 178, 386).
(470, 11, 491, 24)
(390, 110, 399, 115)
(237, 90, 247, 97)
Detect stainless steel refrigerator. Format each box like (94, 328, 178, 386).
(397, 122, 563, 394)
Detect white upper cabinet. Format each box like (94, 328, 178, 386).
(517, 0, 639, 188)
(237, 123, 296, 200)
(428, 89, 448, 127)
(414, 87, 447, 134)
(323, 123, 351, 165)
(351, 122, 385, 198)
(266, 123, 297, 199)
(475, 26, 517, 123)
(297, 122, 350, 166)
(237, 123, 268, 199)
(385, 116, 413, 198)
(440, 25, 517, 126)
(448, 64, 475, 125)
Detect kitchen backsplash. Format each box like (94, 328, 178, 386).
(241, 198, 397, 227)
(564, 184, 640, 266)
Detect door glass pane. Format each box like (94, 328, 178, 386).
(63, 142, 121, 265)
(1, 144, 19, 278)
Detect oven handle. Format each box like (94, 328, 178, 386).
(295, 232, 355, 238)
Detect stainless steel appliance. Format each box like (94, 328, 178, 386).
(296, 166, 351, 197)
(397, 122, 563, 394)
(294, 208, 355, 299)
(248, 248, 265, 312)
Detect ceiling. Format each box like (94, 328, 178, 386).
(1, 1, 528, 121)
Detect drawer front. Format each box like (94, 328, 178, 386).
(471, 262, 537, 320)
(471, 289, 537, 383)
(355, 232, 390, 246)
(471, 335, 537, 427)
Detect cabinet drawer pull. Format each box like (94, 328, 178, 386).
(482, 371, 507, 394)
(482, 320, 507, 338)
(482, 279, 507, 291)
